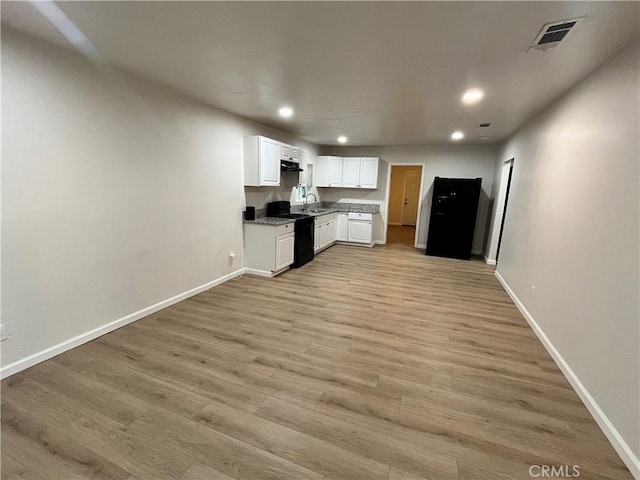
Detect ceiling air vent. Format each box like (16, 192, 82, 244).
(528, 17, 584, 52)
(477, 122, 492, 128)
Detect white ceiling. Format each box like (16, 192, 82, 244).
(2, 1, 638, 146)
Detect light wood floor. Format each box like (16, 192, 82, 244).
(386, 225, 416, 247)
(1, 243, 632, 480)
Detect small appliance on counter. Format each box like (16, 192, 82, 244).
(266, 201, 314, 268)
(245, 206, 256, 221)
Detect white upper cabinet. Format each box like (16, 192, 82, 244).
(298, 149, 309, 186)
(328, 157, 343, 187)
(359, 157, 379, 189)
(314, 156, 329, 187)
(244, 136, 281, 186)
(315, 156, 343, 187)
(279, 144, 291, 161)
(341, 158, 361, 188)
(280, 144, 300, 162)
(314, 156, 379, 189)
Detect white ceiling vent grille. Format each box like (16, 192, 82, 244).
(528, 17, 584, 52)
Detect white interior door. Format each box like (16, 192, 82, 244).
(401, 171, 421, 226)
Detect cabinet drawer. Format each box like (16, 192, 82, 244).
(347, 212, 372, 221)
(275, 223, 294, 236)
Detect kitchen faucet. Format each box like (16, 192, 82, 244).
(304, 193, 318, 211)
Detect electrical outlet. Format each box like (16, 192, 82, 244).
(0, 324, 12, 342)
(530, 285, 536, 298)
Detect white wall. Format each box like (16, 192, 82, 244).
(321, 145, 498, 250)
(492, 41, 640, 472)
(0, 28, 315, 374)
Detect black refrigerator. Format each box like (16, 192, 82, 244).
(426, 177, 482, 260)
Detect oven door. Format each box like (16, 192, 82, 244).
(295, 218, 314, 253)
(291, 217, 314, 268)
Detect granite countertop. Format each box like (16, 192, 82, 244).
(244, 202, 380, 225)
(243, 217, 295, 226)
(303, 208, 340, 217)
(294, 202, 380, 216)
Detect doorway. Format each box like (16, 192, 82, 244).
(486, 159, 514, 264)
(386, 165, 423, 247)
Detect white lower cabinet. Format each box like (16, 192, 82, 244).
(314, 213, 336, 253)
(314, 223, 320, 251)
(336, 213, 348, 241)
(275, 233, 295, 271)
(244, 222, 295, 276)
(347, 212, 373, 244)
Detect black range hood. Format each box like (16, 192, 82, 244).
(281, 160, 303, 172)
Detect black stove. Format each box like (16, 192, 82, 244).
(266, 201, 314, 268)
(279, 213, 311, 219)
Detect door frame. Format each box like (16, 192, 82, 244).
(485, 158, 514, 265)
(383, 163, 425, 247)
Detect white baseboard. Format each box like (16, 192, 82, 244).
(415, 243, 426, 249)
(374, 240, 385, 245)
(494, 271, 640, 479)
(245, 268, 275, 277)
(0, 267, 246, 379)
(484, 256, 497, 265)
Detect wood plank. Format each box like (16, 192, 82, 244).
(2, 401, 132, 480)
(3, 376, 192, 480)
(127, 407, 323, 480)
(256, 396, 459, 479)
(194, 399, 390, 479)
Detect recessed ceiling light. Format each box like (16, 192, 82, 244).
(337, 136, 348, 144)
(461, 88, 484, 105)
(278, 106, 293, 118)
(451, 131, 464, 141)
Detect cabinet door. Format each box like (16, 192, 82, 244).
(280, 144, 291, 160)
(358, 157, 379, 189)
(337, 214, 348, 241)
(290, 147, 300, 161)
(341, 158, 360, 188)
(327, 220, 336, 244)
(259, 138, 281, 186)
(328, 157, 343, 187)
(314, 224, 321, 251)
(275, 233, 295, 271)
(347, 220, 372, 244)
(298, 149, 308, 186)
(315, 157, 329, 187)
